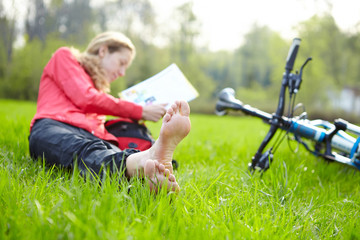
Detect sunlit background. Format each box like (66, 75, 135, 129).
(151, 0, 360, 51)
(1, 0, 360, 119)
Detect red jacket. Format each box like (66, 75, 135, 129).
(30, 47, 143, 145)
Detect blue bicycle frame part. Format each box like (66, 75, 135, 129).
(215, 38, 360, 172)
(286, 119, 360, 170)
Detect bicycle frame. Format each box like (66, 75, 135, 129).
(215, 38, 360, 172)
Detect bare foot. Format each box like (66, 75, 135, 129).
(149, 100, 191, 173)
(125, 100, 191, 192)
(144, 160, 180, 193)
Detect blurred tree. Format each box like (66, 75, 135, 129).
(170, 2, 200, 63)
(0, 0, 16, 64)
(96, 0, 156, 42)
(295, 15, 346, 112)
(25, 0, 48, 43)
(54, 0, 94, 45)
(201, 50, 234, 96)
(345, 32, 360, 87)
(25, 0, 95, 46)
(0, 0, 16, 99)
(3, 35, 70, 101)
(297, 14, 345, 86)
(168, 2, 215, 108)
(235, 25, 286, 88)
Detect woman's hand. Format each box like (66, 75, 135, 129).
(141, 103, 168, 122)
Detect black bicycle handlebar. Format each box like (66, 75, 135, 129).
(285, 38, 301, 72)
(216, 88, 273, 121)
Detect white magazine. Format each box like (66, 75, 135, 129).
(120, 63, 199, 108)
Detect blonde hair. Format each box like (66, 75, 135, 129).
(72, 31, 136, 93)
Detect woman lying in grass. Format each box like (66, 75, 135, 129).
(28, 31, 191, 192)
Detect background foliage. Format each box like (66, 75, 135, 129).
(1, 0, 360, 119)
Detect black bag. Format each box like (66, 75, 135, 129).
(105, 118, 154, 151)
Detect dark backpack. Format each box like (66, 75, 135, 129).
(105, 118, 154, 151)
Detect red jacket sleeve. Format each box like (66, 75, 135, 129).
(46, 47, 142, 120)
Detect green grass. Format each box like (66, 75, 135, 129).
(0, 99, 359, 239)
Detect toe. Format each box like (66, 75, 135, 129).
(179, 100, 190, 116)
(144, 160, 155, 177)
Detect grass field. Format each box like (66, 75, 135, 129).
(0, 99, 359, 239)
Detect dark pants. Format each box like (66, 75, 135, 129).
(29, 118, 139, 175)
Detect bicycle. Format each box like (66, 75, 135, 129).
(215, 38, 360, 173)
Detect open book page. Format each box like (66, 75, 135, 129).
(119, 64, 199, 108)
